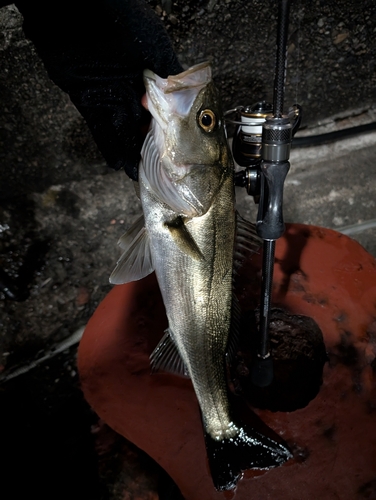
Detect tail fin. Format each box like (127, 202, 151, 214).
(204, 423, 291, 491)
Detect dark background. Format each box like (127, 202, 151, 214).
(0, 1, 375, 498)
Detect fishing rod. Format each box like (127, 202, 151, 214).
(226, 0, 301, 387)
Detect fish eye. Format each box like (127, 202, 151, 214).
(198, 109, 217, 132)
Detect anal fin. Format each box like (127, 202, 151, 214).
(150, 329, 189, 378)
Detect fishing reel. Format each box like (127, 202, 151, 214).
(227, 101, 302, 244)
(226, 102, 302, 203)
(225, 100, 302, 387)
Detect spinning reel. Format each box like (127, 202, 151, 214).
(226, 0, 302, 388)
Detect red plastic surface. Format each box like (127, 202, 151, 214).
(78, 224, 376, 499)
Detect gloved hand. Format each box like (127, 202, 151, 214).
(13, 0, 183, 180)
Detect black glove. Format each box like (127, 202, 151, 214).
(14, 0, 183, 180)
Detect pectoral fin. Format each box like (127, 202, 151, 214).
(165, 217, 204, 261)
(150, 329, 189, 378)
(110, 215, 154, 284)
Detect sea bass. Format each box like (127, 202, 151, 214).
(110, 62, 291, 490)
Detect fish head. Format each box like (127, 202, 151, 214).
(143, 62, 233, 217)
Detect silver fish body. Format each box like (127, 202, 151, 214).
(140, 64, 236, 442)
(111, 62, 291, 490)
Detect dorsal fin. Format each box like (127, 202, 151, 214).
(165, 217, 204, 261)
(233, 212, 262, 274)
(150, 329, 190, 378)
(109, 216, 154, 284)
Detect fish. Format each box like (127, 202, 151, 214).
(110, 61, 291, 490)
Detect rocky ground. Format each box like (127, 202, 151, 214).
(1, 1, 376, 499)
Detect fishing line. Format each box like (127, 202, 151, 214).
(0, 325, 86, 383)
(337, 219, 376, 236)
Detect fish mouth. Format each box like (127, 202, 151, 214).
(143, 62, 212, 122)
(144, 62, 211, 95)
